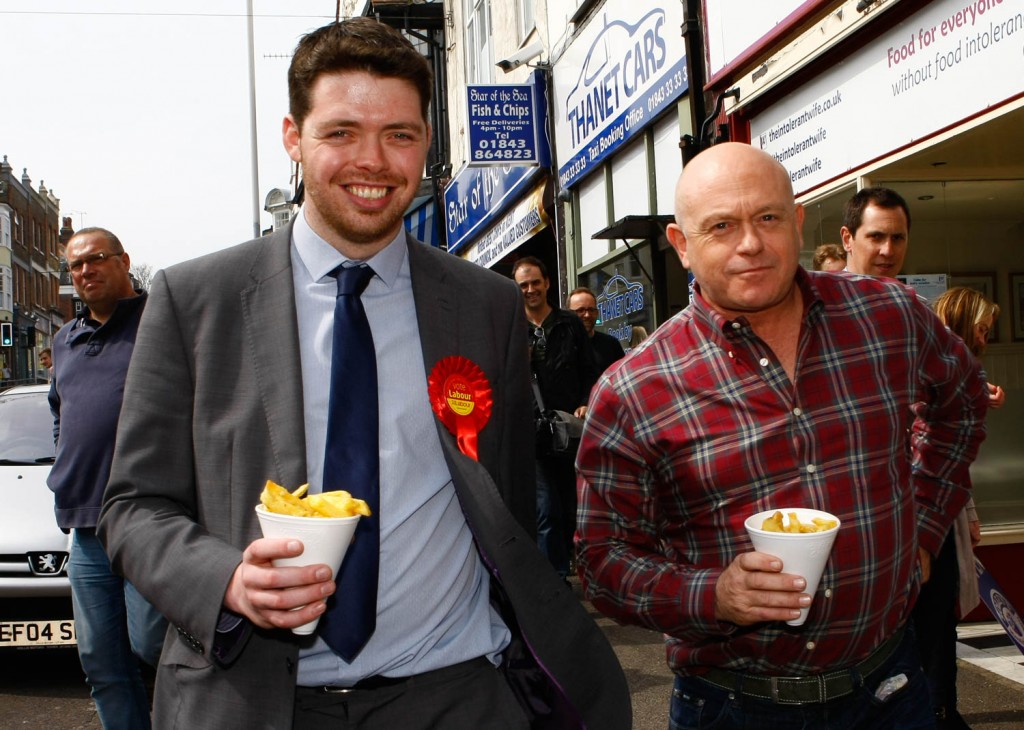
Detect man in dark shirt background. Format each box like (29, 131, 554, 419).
(513, 257, 597, 579)
(568, 286, 625, 375)
(48, 227, 166, 729)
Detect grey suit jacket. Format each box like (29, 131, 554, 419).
(99, 226, 630, 729)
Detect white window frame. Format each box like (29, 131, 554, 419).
(517, 0, 535, 41)
(465, 0, 493, 84)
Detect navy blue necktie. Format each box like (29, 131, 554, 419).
(318, 264, 379, 662)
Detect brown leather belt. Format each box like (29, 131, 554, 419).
(697, 626, 905, 705)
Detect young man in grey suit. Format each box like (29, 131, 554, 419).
(98, 18, 628, 730)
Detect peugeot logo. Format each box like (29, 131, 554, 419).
(28, 552, 69, 576)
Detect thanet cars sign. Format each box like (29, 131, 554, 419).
(553, 1, 688, 190)
(596, 274, 647, 344)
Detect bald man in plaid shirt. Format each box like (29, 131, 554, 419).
(576, 143, 988, 730)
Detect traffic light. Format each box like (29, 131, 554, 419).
(1, 322, 12, 347)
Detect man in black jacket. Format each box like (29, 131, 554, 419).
(513, 257, 598, 578)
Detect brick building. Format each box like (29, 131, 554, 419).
(0, 154, 63, 384)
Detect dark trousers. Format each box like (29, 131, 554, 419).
(294, 658, 529, 729)
(670, 626, 935, 729)
(536, 454, 577, 576)
(912, 531, 966, 728)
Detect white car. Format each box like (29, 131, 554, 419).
(0, 384, 76, 649)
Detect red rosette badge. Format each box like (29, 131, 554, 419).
(428, 356, 492, 461)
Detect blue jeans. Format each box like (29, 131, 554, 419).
(669, 627, 936, 730)
(69, 528, 167, 730)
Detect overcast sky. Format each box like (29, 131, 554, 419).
(0, 0, 346, 272)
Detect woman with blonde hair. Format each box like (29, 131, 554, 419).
(628, 325, 649, 349)
(915, 286, 1004, 729)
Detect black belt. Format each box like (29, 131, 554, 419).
(697, 626, 905, 706)
(301, 656, 491, 695)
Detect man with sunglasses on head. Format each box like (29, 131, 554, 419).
(47, 227, 166, 729)
(513, 257, 598, 579)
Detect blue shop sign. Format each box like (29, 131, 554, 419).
(467, 84, 541, 166)
(444, 165, 545, 255)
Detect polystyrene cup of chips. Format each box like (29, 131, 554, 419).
(744, 508, 841, 627)
(255, 480, 370, 635)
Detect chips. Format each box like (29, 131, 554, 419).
(259, 480, 371, 518)
(760, 510, 837, 533)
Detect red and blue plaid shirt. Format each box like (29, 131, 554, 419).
(576, 269, 988, 677)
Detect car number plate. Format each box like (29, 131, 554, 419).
(0, 620, 76, 647)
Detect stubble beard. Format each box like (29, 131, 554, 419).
(306, 182, 408, 250)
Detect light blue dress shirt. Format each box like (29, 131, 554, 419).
(290, 210, 509, 685)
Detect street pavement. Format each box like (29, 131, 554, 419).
(2, 583, 1022, 729)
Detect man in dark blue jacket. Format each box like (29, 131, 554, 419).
(48, 227, 166, 729)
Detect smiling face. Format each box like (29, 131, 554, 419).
(513, 264, 552, 322)
(283, 70, 430, 259)
(568, 291, 599, 335)
(840, 203, 909, 278)
(666, 143, 804, 323)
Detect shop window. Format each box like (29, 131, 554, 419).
(800, 184, 855, 271)
(802, 174, 1024, 530)
(580, 246, 655, 351)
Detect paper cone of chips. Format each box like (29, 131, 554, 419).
(255, 481, 368, 635)
(744, 508, 841, 627)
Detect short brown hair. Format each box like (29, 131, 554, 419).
(512, 256, 548, 280)
(842, 187, 911, 235)
(812, 243, 846, 270)
(288, 18, 433, 130)
(69, 227, 124, 254)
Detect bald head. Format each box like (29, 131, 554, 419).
(674, 143, 795, 233)
(665, 143, 804, 322)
